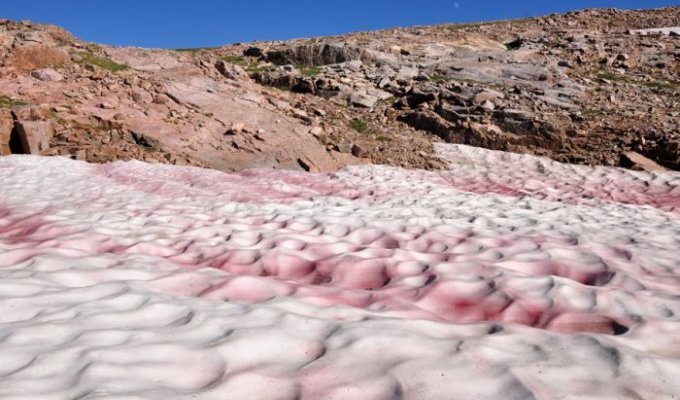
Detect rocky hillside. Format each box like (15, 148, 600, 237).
(0, 7, 678, 172)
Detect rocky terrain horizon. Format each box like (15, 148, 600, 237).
(0, 6, 678, 173)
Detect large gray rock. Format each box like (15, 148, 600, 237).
(215, 60, 250, 81)
(31, 68, 63, 82)
(350, 92, 380, 108)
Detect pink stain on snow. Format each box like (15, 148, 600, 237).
(2, 151, 679, 338)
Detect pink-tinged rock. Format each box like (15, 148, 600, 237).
(14, 120, 53, 154)
(620, 151, 667, 172)
(0, 109, 13, 155)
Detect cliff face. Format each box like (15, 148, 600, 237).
(0, 7, 678, 172)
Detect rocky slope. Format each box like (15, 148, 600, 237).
(0, 7, 678, 172)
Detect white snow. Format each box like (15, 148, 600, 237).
(0, 144, 678, 399)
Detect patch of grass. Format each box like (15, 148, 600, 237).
(0, 96, 27, 108)
(221, 55, 247, 65)
(174, 46, 219, 53)
(451, 76, 480, 85)
(582, 109, 601, 118)
(298, 65, 322, 77)
(596, 70, 627, 83)
(647, 79, 680, 91)
(431, 74, 453, 82)
(350, 118, 368, 133)
(376, 135, 392, 142)
(75, 52, 128, 72)
(596, 70, 680, 91)
(244, 63, 269, 74)
(446, 21, 496, 31)
(49, 108, 67, 124)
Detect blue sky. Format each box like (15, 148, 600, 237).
(1, 1, 676, 48)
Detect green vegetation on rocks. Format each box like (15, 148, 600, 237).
(0, 96, 27, 108)
(75, 52, 128, 72)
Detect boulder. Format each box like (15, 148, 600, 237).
(396, 66, 419, 81)
(351, 142, 372, 158)
(350, 92, 380, 108)
(472, 88, 504, 104)
(407, 89, 437, 107)
(14, 120, 53, 154)
(291, 78, 316, 94)
(30, 68, 63, 82)
(215, 60, 250, 81)
(0, 110, 14, 155)
(620, 151, 667, 172)
(130, 89, 153, 104)
(399, 111, 453, 141)
(360, 49, 400, 68)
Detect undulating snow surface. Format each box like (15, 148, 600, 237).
(0, 144, 679, 400)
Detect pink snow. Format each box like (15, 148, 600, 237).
(0, 144, 679, 399)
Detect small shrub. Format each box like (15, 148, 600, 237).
(350, 118, 368, 133)
(9, 44, 68, 72)
(75, 52, 128, 72)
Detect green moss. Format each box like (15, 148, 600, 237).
(298, 65, 322, 77)
(350, 118, 368, 133)
(0, 96, 27, 108)
(75, 52, 128, 72)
